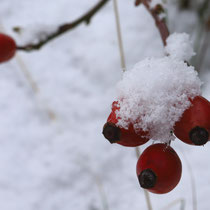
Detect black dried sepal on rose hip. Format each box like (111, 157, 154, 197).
(189, 126, 209, 145)
(102, 122, 121, 144)
(138, 169, 157, 189)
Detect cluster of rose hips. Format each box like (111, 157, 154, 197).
(1, 32, 210, 194)
(0, 33, 16, 63)
(102, 96, 210, 194)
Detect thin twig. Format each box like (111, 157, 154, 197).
(78, 160, 109, 210)
(191, 22, 205, 68)
(178, 148, 197, 210)
(15, 55, 57, 121)
(16, 0, 110, 52)
(113, 0, 126, 72)
(196, 30, 209, 71)
(0, 22, 56, 121)
(113, 1, 152, 209)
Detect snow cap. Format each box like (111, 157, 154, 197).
(116, 57, 201, 143)
(165, 33, 195, 61)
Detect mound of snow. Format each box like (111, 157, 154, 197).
(165, 33, 195, 61)
(116, 56, 201, 142)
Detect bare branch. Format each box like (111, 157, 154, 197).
(139, 0, 170, 46)
(16, 0, 110, 52)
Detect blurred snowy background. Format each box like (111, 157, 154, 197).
(0, 0, 209, 210)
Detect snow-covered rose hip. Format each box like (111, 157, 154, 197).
(102, 101, 149, 147)
(174, 96, 210, 146)
(0, 33, 16, 63)
(136, 143, 182, 194)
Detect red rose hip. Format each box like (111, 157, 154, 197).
(0, 33, 16, 63)
(102, 101, 149, 147)
(136, 143, 182, 194)
(174, 96, 210, 146)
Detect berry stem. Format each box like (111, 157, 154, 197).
(113, 0, 126, 71)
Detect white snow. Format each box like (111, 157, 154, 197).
(0, 1, 209, 210)
(165, 32, 196, 61)
(116, 57, 201, 142)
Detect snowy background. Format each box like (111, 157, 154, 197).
(0, 0, 210, 210)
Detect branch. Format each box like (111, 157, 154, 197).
(16, 0, 110, 52)
(135, 0, 170, 46)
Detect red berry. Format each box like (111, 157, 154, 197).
(102, 101, 149, 147)
(174, 96, 210, 145)
(0, 33, 16, 63)
(136, 143, 182, 194)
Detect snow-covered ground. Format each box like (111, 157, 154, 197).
(0, 1, 209, 210)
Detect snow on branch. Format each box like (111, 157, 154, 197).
(16, 0, 110, 52)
